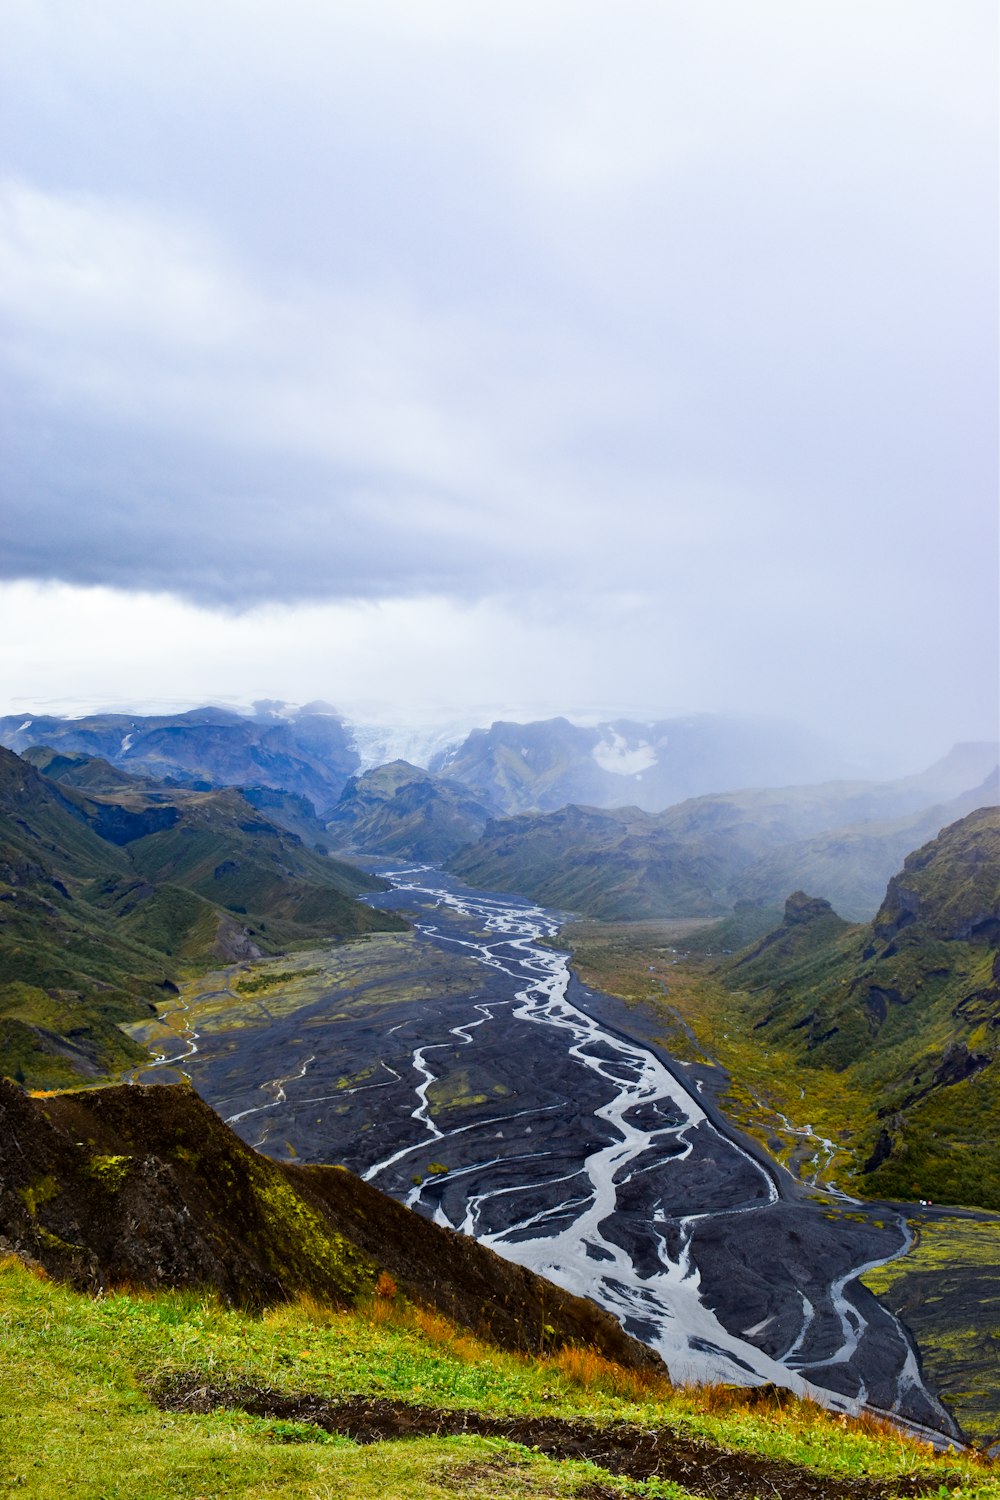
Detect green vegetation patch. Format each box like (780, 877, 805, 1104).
(17, 1174, 61, 1216)
(84, 1154, 133, 1190)
(235, 968, 321, 996)
(0, 1257, 995, 1498)
(426, 1066, 498, 1112)
(861, 1214, 1000, 1449)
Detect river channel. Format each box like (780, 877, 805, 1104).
(145, 864, 958, 1440)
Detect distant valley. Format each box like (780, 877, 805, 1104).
(0, 743, 402, 1089)
(446, 744, 998, 921)
(2, 701, 999, 1449)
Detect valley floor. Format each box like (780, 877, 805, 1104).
(560, 918, 1000, 1451)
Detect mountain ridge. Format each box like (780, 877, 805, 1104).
(446, 750, 999, 922)
(0, 745, 403, 1088)
(325, 760, 498, 861)
(717, 807, 1000, 1207)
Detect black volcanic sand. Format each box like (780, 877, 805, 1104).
(148, 875, 956, 1440)
(556, 973, 932, 1408)
(151, 1374, 956, 1499)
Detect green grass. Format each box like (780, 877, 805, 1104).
(562, 919, 1000, 1446)
(1, 1258, 996, 1498)
(861, 1215, 1000, 1449)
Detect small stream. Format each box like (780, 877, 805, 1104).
(357, 869, 951, 1436)
(137, 864, 959, 1442)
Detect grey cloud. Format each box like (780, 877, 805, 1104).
(0, 1, 996, 752)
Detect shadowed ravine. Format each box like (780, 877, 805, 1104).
(137, 865, 960, 1442)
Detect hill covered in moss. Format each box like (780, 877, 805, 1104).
(716, 808, 1000, 1208)
(445, 747, 997, 922)
(326, 760, 497, 861)
(0, 747, 403, 1088)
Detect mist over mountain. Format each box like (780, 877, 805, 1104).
(0, 705, 859, 821)
(5, 706, 995, 924)
(447, 745, 1000, 922)
(431, 714, 853, 815)
(0, 704, 360, 816)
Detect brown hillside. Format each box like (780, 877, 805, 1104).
(0, 1078, 660, 1372)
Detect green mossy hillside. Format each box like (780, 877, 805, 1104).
(718, 810, 1000, 1208)
(446, 755, 997, 924)
(0, 1077, 660, 1371)
(0, 746, 404, 1087)
(326, 760, 497, 862)
(448, 804, 732, 919)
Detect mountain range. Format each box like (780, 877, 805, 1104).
(445, 744, 999, 920)
(0, 705, 864, 819)
(430, 713, 853, 815)
(325, 760, 498, 861)
(2, 703, 1000, 1469)
(0, 745, 402, 1089)
(710, 806, 1000, 1210)
(0, 704, 360, 816)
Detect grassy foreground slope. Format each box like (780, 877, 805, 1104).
(5, 1078, 993, 1495)
(5, 1258, 995, 1499)
(0, 1078, 652, 1367)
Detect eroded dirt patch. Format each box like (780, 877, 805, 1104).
(434, 1456, 613, 1495)
(149, 1372, 956, 1499)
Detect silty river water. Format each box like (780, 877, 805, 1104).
(142, 864, 959, 1441)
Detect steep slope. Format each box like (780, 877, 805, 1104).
(721, 808, 1000, 1207)
(0, 747, 172, 1084)
(326, 760, 497, 861)
(0, 1077, 658, 1369)
(21, 745, 151, 793)
(432, 714, 851, 815)
(239, 784, 333, 850)
(96, 784, 387, 939)
(26, 745, 337, 855)
(728, 778, 998, 919)
(0, 747, 403, 1087)
(448, 804, 730, 918)
(447, 752, 998, 922)
(0, 703, 359, 813)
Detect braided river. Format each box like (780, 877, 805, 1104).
(147, 864, 960, 1442)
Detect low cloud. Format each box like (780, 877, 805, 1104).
(0, 2, 995, 753)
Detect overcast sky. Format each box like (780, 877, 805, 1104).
(1, 1, 996, 764)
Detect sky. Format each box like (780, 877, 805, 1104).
(1, 1, 997, 765)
